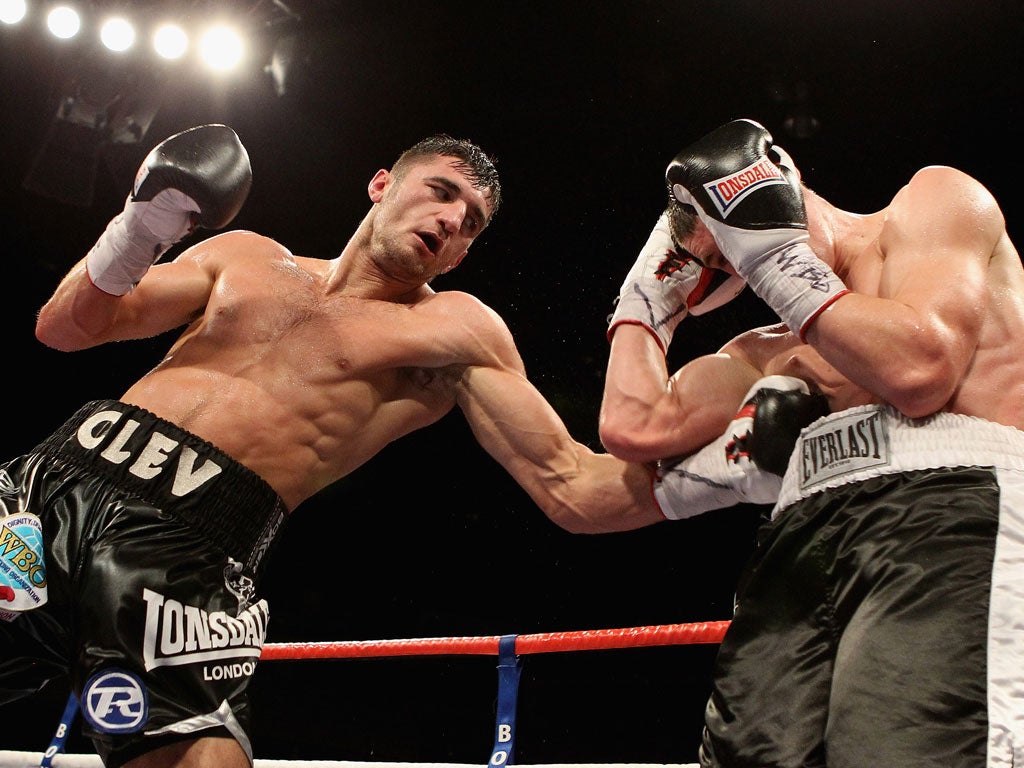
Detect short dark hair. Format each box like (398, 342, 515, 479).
(393, 134, 502, 222)
(664, 197, 698, 249)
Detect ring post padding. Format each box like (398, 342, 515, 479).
(489, 635, 522, 767)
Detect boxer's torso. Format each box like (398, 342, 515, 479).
(121, 233, 504, 511)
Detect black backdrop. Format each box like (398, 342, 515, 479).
(1, 0, 1021, 762)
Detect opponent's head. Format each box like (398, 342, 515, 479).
(392, 134, 502, 225)
(663, 119, 803, 271)
(664, 197, 699, 249)
(661, 197, 730, 272)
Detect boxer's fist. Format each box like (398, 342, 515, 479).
(666, 118, 806, 235)
(133, 123, 252, 229)
(86, 124, 252, 296)
(607, 211, 745, 353)
(744, 376, 830, 476)
(654, 375, 828, 519)
(666, 119, 849, 340)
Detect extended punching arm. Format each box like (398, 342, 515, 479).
(654, 375, 828, 519)
(666, 119, 849, 340)
(608, 210, 745, 353)
(85, 124, 252, 296)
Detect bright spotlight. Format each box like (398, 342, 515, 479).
(47, 5, 81, 39)
(100, 16, 135, 52)
(199, 24, 244, 72)
(0, 0, 27, 25)
(153, 23, 189, 60)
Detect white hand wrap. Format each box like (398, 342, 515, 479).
(608, 212, 744, 353)
(653, 375, 809, 519)
(85, 189, 199, 296)
(670, 182, 848, 340)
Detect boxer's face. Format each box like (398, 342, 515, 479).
(368, 156, 493, 279)
(688, 221, 738, 276)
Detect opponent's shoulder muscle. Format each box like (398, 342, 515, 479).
(883, 165, 1004, 271)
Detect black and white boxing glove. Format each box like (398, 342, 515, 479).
(86, 124, 252, 296)
(666, 119, 849, 340)
(607, 210, 745, 353)
(654, 375, 828, 519)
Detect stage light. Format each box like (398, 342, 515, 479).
(99, 16, 134, 52)
(18, 0, 304, 208)
(0, 0, 27, 25)
(47, 5, 80, 39)
(153, 23, 188, 60)
(199, 24, 244, 72)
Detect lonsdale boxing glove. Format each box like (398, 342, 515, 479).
(653, 375, 828, 519)
(608, 210, 745, 353)
(86, 124, 252, 296)
(666, 119, 849, 340)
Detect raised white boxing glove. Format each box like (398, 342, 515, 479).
(654, 375, 828, 519)
(86, 124, 252, 296)
(666, 119, 849, 340)
(607, 211, 745, 353)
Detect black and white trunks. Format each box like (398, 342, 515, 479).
(701, 405, 1024, 768)
(0, 400, 287, 767)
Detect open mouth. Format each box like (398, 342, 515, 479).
(417, 231, 441, 256)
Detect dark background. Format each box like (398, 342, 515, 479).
(1, 0, 1022, 762)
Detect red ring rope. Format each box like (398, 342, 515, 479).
(260, 620, 730, 660)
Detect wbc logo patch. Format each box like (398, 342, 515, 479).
(0, 512, 48, 622)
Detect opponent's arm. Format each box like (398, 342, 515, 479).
(35, 124, 252, 352)
(669, 120, 999, 416)
(600, 340, 758, 463)
(461, 348, 827, 529)
(452, 300, 822, 531)
(601, 208, 745, 463)
(654, 375, 828, 518)
(607, 209, 745, 353)
(459, 361, 666, 533)
(801, 167, 999, 416)
(448, 304, 663, 533)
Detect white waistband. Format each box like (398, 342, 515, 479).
(775, 405, 1024, 514)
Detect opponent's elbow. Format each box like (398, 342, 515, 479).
(887, 383, 956, 419)
(599, 415, 665, 465)
(35, 306, 98, 352)
(544, 503, 641, 535)
(546, 508, 603, 534)
(536, 483, 613, 534)
(35, 312, 72, 351)
(540, 472, 663, 536)
(882, 360, 960, 418)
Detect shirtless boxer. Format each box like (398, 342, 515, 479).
(0, 124, 775, 768)
(606, 118, 1024, 767)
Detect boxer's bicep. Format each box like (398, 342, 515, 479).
(878, 168, 996, 372)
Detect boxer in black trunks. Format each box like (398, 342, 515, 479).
(602, 119, 1024, 767)
(0, 124, 785, 768)
(0, 402, 283, 765)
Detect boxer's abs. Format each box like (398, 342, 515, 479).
(121, 362, 456, 509)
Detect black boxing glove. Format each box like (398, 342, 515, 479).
(746, 377, 830, 476)
(607, 210, 745, 353)
(86, 124, 252, 296)
(666, 119, 849, 340)
(653, 375, 828, 519)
